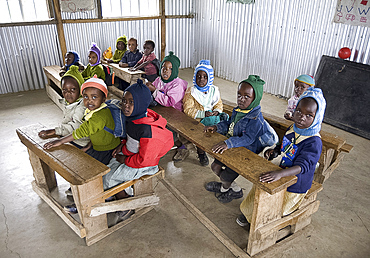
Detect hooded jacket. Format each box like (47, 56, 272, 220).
(121, 109, 173, 168)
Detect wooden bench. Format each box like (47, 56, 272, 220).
(16, 123, 163, 246)
(222, 99, 353, 184)
(150, 105, 326, 256)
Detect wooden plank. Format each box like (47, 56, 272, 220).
(52, 0, 67, 59)
(340, 143, 353, 153)
(45, 84, 64, 110)
(108, 86, 123, 99)
(160, 178, 250, 258)
(90, 194, 160, 217)
(108, 63, 144, 85)
(16, 124, 110, 185)
(43, 65, 62, 88)
(31, 181, 86, 238)
(28, 149, 57, 191)
(160, 0, 166, 60)
(151, 106, 297, 195)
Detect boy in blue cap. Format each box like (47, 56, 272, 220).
(59, 50, 85, 77)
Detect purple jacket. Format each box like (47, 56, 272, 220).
(152, 77, 188, 111)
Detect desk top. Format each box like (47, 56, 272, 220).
(16, 123, 110, 185)
(108, 63, 145, 75)
(151, 106, 297, 195)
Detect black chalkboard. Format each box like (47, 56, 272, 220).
(315, 55, 370, 140)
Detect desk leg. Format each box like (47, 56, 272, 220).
(247, 186, 285, 256)
(28, 149, 57, 191)
(71, 177, 107, 246)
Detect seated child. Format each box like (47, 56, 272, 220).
(204, 75, 278, 203)
(119, 38, 143, 68)
(81, 43, 105, 81)
(105, 35, 127, 64)
(39, 65, 89, 149)
(59, 51, 84, 77)
(182, 59, 228, 166)
(130, 40, 158, 82)
(43, 75, 121, 166)
(103, 79, 173, 222)
(237, 87, 326, 227)
(284, 74, 314, 120)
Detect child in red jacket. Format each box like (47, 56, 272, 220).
(103, 79, 173, 222)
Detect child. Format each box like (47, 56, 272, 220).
(284, 74, 315, 120)
(183, 59, 227, 166)
(59, 51, 85, 77)
(81, 43, 105, 81)
(105, 35, 127, 63)
(237, 87, 326, 227)
(130, 40, 158, 82)
(103, 79, 173, 222)
(204, 75, 278, 203)
(119, 38, 143, 68)
(43, 75, 121, 166)
(146, 51, 188, 161)
(39, 65, 89, 149)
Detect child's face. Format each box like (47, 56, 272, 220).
(122, 91, 134, 116)
(117, 41, 126, 51)
(294, 81, 310, 97)
(293, 98, 317, 129)
(88, 51, 98, 65)
(196, 70, 208, 87)
(65, 53, 75, 66)
(61, 77, 80, 104)
(82, 87, 106, 111)
(237, 82, 255, 109)
(128, 40, 137, 52)
(143, 43, 154, 56)
(161, 61, 172, 81)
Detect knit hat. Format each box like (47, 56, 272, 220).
(193, 60, 214, 92)
(89, 42, 101, 66)
(116, 35, 127, 47)
(160, 51, 180, 83)
(65, 50, 80, 71)
(240, 75, 265, 110)
(81, 75, 108, 97)
(293, 87, 326, 136)
(125, 79, 152, 121)
(112, 35, 128, 62)
(62, 65, 84, 88)
(295, 74, 315, 87)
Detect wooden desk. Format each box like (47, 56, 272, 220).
(108, 63, 145, 85)
(151, 105, 313, 256)
(17, 123, 162, 245)
(43, 65, 64, 110)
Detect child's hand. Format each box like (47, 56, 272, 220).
(80, 142, 92, 152)
(119, 62, 128, 68)
(112, 143, 123, 158)
(259, 171, 282, 183)
(128, 67, 136, 72)
(38, 129, 56, 138)
(212, 141, 228, 154)
(263, 148, 275, 160)
(115, 154, 126, 164)
(43, 139, 62, 150)
(204, 125, 217, 133)
(205, 111, 213, 117)
(211, 111, 219, 116)
(146, 82, 156, 92)
(106, 59, 113, 63)
(284, 112, 293, 120)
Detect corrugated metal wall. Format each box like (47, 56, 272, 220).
(194, 0, 370, 97)
(1, 0, 369, 96)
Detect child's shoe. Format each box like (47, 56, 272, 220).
(64, 203, 78, 214)
(205, 181, 222, 193)
(65, 187, 73, 196)
(236, 214, 250, 228)
(173, 148, 189, 162)
(198, 152, 209, 166)
(116, 209, 135, 224)
(216, 189, 243, 203)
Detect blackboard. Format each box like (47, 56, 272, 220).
(315, 55, 370, 140)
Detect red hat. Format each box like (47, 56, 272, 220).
(81, 75, 108, 97)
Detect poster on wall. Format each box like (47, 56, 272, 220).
(60, 0, 95, 12)
(334, 0, 370, 28)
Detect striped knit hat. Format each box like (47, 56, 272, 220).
(81, 75, 108, 97)
(89, 42, 101, 66)
(193, 59, 214, 92)
(295, 74, 315, 86)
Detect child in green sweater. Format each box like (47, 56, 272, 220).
(81, 42, 105, 81)
(43, 75, 120, 165)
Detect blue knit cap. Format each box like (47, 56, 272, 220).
(293, 87, 326, 136)
(89, 42, 101, 66)
(193, 60, 214, 92)
(65, 51, 80, 71)
(125, 79, 151, 121)
(295, 74, 315, 87)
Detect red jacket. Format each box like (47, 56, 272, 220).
(121, 109, 173, 168)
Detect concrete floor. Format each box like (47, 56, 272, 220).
(0, 68, 369, 258)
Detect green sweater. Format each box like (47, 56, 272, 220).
(72, 108, 120, 151)
(82, 64, 105, 81)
